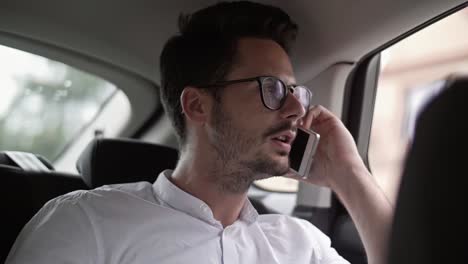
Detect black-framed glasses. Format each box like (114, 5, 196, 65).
(197, 76, 312, 111)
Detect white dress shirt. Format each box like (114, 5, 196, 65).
(6, 170, 349, 264)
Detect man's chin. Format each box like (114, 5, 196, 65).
(253, 167, 289, 181)
(260, 154, 290, 177)
(272, 151, 290, 167)
(242, 149, 290, 178)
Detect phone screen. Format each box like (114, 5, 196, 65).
(289, 128, 309, 171)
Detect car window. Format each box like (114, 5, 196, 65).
(369, 7, 468, 202)
(0, 44, 129, 168)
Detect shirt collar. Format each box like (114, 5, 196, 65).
(240, 198, 259, 224)
(153, 170, 258, 226)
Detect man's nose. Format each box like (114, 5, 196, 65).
(279, 92, 306, 121)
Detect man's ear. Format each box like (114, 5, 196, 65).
(180, 86, 211, 124)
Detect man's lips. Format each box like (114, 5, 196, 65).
(270, 138, 292, 152)
(270, 130, 296, 145)
(270, 130, 296, 152)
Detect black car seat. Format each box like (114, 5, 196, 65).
(76, 137, 179, 188)
(387, 76, 468, 263)
(76, 137, 275, 214)
(0, 152, 88, 263)
(331, 213, 366, 263)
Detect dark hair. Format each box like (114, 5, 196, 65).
(159, 1, 298, 146)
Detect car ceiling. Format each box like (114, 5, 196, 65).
(0, 0, 466, 85)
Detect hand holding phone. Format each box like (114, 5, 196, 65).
(289, 127, 320, 178)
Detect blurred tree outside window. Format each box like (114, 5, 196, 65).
(0, 44, 118, 162)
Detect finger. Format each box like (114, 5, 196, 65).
(301, 105, 336, 130)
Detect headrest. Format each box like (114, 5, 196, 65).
(388, 76, 468, 263)
(0, 151, 54, 171)
(76, 138, 179, 188)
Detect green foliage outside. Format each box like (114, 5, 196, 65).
(0, 59, 115, 162)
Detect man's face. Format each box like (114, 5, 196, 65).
(206, 38, 306, 193)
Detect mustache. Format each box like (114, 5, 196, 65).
(263, 122, 296, 138)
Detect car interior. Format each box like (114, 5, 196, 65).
(1, 0, 467, 263)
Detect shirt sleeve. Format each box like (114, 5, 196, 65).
(5, 192, 98, 264)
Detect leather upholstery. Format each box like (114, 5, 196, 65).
(0, 164, 87, 263)
(76, 138, 179, 188)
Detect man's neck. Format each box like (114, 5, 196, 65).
(171, 153, 248, 228)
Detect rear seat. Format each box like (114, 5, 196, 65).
(0, 152, 87, 263)
(76, 137, 179, 188)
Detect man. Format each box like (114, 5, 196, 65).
(7, 1, 392, 264)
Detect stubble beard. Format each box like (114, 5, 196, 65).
(209, 102, 290, 194)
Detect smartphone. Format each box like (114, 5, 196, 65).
(289, 127, 320, 178)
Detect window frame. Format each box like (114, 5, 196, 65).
(0, 32, 160, 139)
(330, 1, 468, 246)
(0, 33, 160, 172)
(343, 2, 468, 173)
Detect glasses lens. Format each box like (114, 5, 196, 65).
(262, 77, 285, 109)
(292, 86, 311, 110)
